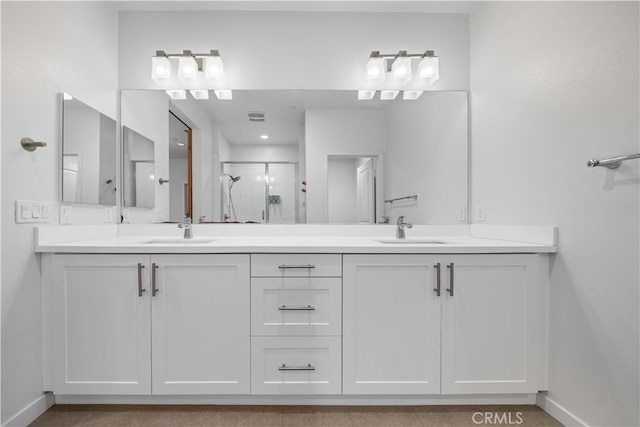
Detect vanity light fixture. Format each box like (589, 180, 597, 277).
(152, 49, 225, 83)
(360, 50, 439, 100)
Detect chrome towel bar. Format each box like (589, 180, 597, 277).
(587, 153, 640, 169)
(385, 194, 418, 204)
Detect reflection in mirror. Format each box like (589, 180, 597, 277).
(221, 162, 298, 223)
(61, 93, 116, 205)
(122, 126, 155, 208)
(120, 90, 468, 224)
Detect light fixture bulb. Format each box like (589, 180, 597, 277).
(151, 55, 172, 84)
(189, 89, 209, 100)
(391, 56, 412, 84)
(205, 55, 224, 80)
(366, 57, 386, 83)
(358, 90, 376, 100)
(214, 90, 233, 100)
(417, 55, 439, 85)
(380, 90, 399, 100)
(260, 135, 269, 140)
(178, 55, 198, 80)
(166, 89, 186, 100)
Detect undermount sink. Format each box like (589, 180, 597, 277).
(139, 237, 217, 244)
(375, 239, 449, 244)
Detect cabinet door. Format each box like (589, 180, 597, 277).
(151, 254, 250, 394)
(441, 254, 544, 394)
(51, 254, 151, 394)
(343, 254, 441, 394)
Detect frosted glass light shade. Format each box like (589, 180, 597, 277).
(205, 56, 224, 79)
(380, 90, 399, 100)
(391, 56, 412, 84)
(189, 90, 209, 100)
(166, 90, 186, 100)
(214, 89, 233, 100)
(358, 90, 376, 100)
(151, 56, 172, 84)
(403, 90, 423, 100)
(178, 56, 198, 80)
(417, 56, 439, 85)
(366, 57, 386, 82)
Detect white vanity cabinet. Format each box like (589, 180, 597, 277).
(48, 254, 250, 395)
(250, 254, 343, 394)
(343, 254, 546, 395)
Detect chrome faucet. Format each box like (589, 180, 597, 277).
(396, 216, 413, 239)
(178, 215, 193, 239)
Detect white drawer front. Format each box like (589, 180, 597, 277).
(251, 337, 342, 395)
(251, 278, 342, 336)
(251, 254, 342, 277)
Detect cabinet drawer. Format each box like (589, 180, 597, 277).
(251, 337, 341, 394)
(251, 254, 342, 277)
(251, 278, 342, 336)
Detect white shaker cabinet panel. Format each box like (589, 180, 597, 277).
(51, 255, 151, 395)
(440, 254, 544, 394)
(151, 255, 250, 394)
(343, 255, 442, 395)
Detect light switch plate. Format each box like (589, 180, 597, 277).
(60, 205, 72, 224)
(476, 205, 486, 222)
(15, 200, 52, 224)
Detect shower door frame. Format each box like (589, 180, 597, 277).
(220, 161, 299, 224)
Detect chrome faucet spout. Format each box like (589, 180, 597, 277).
(178, 216, 193, 239)
(396, 216, 413, 239)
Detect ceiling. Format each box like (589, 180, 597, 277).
(175, 89, 393, 146)
(111, 1, 478, 14)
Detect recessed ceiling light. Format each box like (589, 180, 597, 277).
(177, 142, 185, 146)
(260, 135, 269, 140)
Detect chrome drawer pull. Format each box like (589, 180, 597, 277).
(434, 263, 441, 297)
(446, 262, 454, 297)
(278, 305, 316, 311)
(278, 363, 316, 371)
(151, 263, 159, 297)
(278, 264, 316, 269)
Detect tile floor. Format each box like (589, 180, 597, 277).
(29, 404, 564, 426)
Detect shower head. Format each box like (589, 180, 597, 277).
(225, 173, 242, 182)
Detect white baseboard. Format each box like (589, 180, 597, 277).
(537, 393, 588, 427)
(3, 393, 54, 427)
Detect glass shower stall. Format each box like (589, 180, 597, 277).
(221, 162, 298, 224)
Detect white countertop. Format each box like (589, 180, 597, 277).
(35, 224, 557, 254)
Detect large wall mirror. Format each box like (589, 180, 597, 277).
(120, 90, 468, 225)
(61, 93, 117, 205)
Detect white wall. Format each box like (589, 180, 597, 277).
(385, 91, 468, 224)
(470, 2, 639, 426)
(327, 157, 358, 223)
(305, 109, 386, 223)
(118, 10, 469, 91)
(225, 144, 299, 163)
(1, 1, 119, 424)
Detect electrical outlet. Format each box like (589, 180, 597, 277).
(476, 205, 486, 222)
(104, 207, 113, 223)
(122, 208, 130, 223)
(457, 207, 467, 222)
(60, 205, 72, 224)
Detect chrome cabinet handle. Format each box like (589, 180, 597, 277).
(434, 263, 441, 296)
(278, 363, 316, 371)
(137, 263, 146, 297)
(278, 305, 316, 311)
(151, 263, 159, 297)
(278, 264, 316, 269)
(446, 262, 454, 297)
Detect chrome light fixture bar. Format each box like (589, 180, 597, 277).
(152, 49, 225, 84)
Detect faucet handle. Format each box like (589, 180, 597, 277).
(397, 215, 405, 224)
(183, 215, 192, 224)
